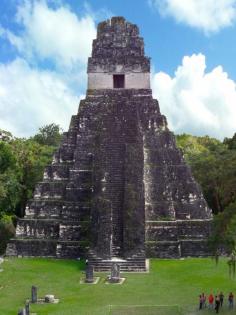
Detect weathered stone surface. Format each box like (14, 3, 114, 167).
(18, 309, 26, 315)
(109, 263, 120, 283)
(31, 286, 38, 303)
(45, 295, 55, 303)
(7, 17, 212, 269)
(25, 303, 30, 315)
(146, 219, 212, 258)
(85, 264, 94, 283)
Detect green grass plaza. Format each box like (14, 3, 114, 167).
(1, 258, 236, 315)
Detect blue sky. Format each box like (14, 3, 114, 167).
(0, 0, 236, 139)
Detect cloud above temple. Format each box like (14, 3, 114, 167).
(0, 58, 80, 137)
(1, 0, 96, 68)
(152, 53, 236, 139)
(0, 0, 96, 137)
(149, 0, 236, 34)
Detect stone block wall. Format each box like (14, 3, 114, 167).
(146, 219, 212, 258)
(87, 72, 150, 90)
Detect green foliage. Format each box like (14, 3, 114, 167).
(176, 133, 236, 214)
(0, 140, 20, 217)
(0, 126, 58, 250)
(10, 138, 55, 216)
(227, 251, 236, 278)
(0, 142, 15, 172)
(0, 137, 55, 218)
(0, 170, 21, 215)
(176, 133, 236, 263)
(224, 132, 236, 150)
(0, 124, 60, 218)
(0, 214, 15, 254)
(0, 129, 13, 142)
(208, 201, 236, 269)
(32, 123, 63, 146)
(209, 202, 236, 253)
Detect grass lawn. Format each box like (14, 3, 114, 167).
(0, 258, 236, 315)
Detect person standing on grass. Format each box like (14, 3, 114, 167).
(228, 292, 234, 308)
(202, 293, 206, 308)
(208, 293, 214, 309)
(219, 292, 224, 307)
(215, 295, 220, 313)
(199, 295, 203, 310)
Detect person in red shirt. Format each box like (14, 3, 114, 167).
(208, 293, 214, 309)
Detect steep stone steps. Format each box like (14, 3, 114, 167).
(88, 258, 147, 272)
(88, 249, 147, 272)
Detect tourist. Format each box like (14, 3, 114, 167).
(198, 293, 206, 310)
(228, 292, 234, 308)
(208, 293, 214, 309)
(219, 292, 224, 307)
(199, 295, 203, 310)
(202, 293, 206, 308)
(215, 295, 220, 313)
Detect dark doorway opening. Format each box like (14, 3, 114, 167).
(113, 74, 125, 88)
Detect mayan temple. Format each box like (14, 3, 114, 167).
(7, 17, 212, 271)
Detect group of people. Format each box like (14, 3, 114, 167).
(199, 292, 234, 313)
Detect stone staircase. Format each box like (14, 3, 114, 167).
(88, 250, 147, 272)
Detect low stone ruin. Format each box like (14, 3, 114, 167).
(85, 264, 94, 283)
(44, 295, 56, 303)
(25, 303, 30, 315)
(29, 286, 59, 304)
(18, 303, 30, 315)
(31, 286, 37, 303)
(108, 263, 121, 283)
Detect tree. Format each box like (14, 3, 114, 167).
(0, 126, 61, 253)
(176, 133, 236, 214)
(0, 135, 56, 218)
(177, 133, 236, 273)
(32, 123, 63, 147)
(224, 133, 236, 150)
(10, 138, 55, 217)
(209, 201, 236, 275)
(0, 142, 20, 217)
(0, 141, 15, 173)
(0, 214, 15, 254)
(0, 129, 13, 142)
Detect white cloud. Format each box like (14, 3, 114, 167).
(149, 0, 236, 33)
(2, 0, 96, 67)
(0, 0, 97, 137)
(0, 58, 80, 137)
(152, 53, 236, 139)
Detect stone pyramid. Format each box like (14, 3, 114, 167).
(7, 17, 212, 271)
